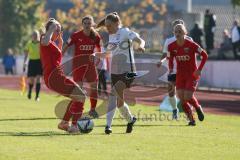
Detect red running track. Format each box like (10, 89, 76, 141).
(0, 75, 239, 116)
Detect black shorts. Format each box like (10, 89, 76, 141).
(111, 73, 134, 89)
(168, 74, 176, 82)
(27, 59, 43, 77)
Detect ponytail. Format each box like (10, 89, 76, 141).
(96, 12, 121, 28)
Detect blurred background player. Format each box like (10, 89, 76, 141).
(23, 30, 42, 101)
(157, 19, 190, 120)
(63, 15, 101, 118)
(168, 24, 208, 126)
(2, 48, 16, 75)
(40, 18, 86, 133)
(95, 12, 145, 134)
(97, 57, 108, 97)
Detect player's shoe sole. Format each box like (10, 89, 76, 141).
(126, 117, 137, 133)
(196, 106, 204, 121)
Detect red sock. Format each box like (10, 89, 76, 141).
(62, 101, 73, 122)
(188, 96, 200, 109)
(69, 101, 84, 125)
(182, 101, 195, 121)
(90, 89, 98, 110)
(72, 112, 83, 125)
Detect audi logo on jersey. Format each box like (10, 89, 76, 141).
(79, 45, 95, 51)
(176, 55, 190, 61)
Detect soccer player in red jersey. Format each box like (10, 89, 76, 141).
(40, 18, 86, 133)
(168, 24, 208, 126)
(63, 16, 101, 118)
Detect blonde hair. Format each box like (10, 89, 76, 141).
(97, 12, 121, 28)
(174, 24, 187, 35)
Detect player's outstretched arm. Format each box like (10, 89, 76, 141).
(133, 36, 145, 52)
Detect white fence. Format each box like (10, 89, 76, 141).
(5, 56, 240, 89)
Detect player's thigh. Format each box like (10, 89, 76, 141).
(73, 65, 88, 83)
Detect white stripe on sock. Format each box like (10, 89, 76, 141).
(169, 95, 177, 110)
(106, 95, 117, 127)
(118, 103, 133, 123)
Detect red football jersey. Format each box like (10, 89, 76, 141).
(168, 39, 204, 76)
(67, 30, 101, 70)
(40, 40, 62, 79)
(67, 30, 100, 55)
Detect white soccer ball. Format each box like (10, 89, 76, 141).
(77, 117, 94, 134)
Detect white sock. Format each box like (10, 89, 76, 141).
(169, 95, 177, 110)
(106, 95, 117, 127)
(118, 102, 133, 123)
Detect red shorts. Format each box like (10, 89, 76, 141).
(176, 74, 199, 91)
(72, 64, 98, 83)
(44, 68, 79, 98)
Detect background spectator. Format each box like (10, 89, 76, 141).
(217, 29, 232, 59)
(2, 48, 16, 75)
(204, 9, 216, 54)
(231, 19, 240, 59)
(190, 23, 204, 47)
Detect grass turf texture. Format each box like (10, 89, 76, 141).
(0, 89, 239, 160)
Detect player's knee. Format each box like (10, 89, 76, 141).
(183, 95, 192, 102)
(71, 87, 86, 102)
(36, 77, 41, 83)
(75, 93, 86, 102)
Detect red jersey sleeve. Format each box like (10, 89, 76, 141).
(66, 33, 76, 46)
(191, 41, 208, 71)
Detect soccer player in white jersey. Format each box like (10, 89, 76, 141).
(157, 19, 192, 120)
(94, 12, 145, 134)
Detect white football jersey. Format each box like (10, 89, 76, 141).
(106, 27, 140, 74)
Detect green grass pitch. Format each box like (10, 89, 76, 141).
(0, 89, 239, 160)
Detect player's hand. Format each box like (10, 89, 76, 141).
(193, 69, 201, 79)
(157, 61, 162, 68)
(137, 46, 145, 53)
